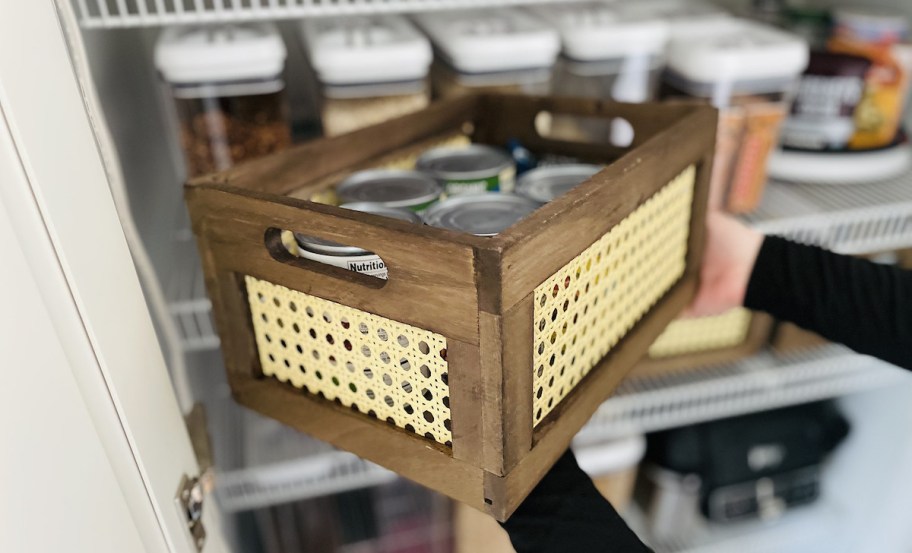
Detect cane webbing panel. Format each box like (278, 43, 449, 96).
(648, 308, 752, 358)
(246, 276, 452, 446)
(532, 165, 696, 426)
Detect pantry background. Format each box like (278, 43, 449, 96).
(2, 1, 912, 552)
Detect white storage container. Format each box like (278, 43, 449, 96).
(301, 15, 433, 136)
(155, 23, 292, 178)
(531, 2, 668, 145)
(663, 19, 809, 213)
(413, 8, 560, 98)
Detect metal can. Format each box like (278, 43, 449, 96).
(423, 193, 538, 237)
(335, 169, 442, 211)
(416, 145, 516, 196)
(294, 203, 421, 280)
(515, 164, 603, 204)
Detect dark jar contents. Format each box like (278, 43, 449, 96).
(173, 86, 291, 178)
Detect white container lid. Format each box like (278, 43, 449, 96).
(665, 19, 809, 90)
(155, 23, 286, 84)
(413, 9, 560, 74)
(301, 15, 432, 87)
(833, 7, 909, 41)
(530, 3, 669, 61)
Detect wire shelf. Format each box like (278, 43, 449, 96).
(71, 0, 575, 28)
(576, 345, 907, 444)
(208, 345, 906, 511)
(747, 173, 912, 255)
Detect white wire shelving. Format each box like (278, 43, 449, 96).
(71, 0, 572, 28)
(575, 345, 906, 444)
(746, 173, 912, 255)
(210, 344, 907, 511)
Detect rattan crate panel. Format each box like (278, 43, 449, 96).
(246, 276, 452, 446)
(648, 308, 753, 359)
(532, 166, 696, 425)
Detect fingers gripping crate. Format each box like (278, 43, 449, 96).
(633, 309, 774, 378)
(185, 94, 716, 521)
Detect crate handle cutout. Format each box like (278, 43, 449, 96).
(534, 111, 636, 148)
(264, 228, 388, 289)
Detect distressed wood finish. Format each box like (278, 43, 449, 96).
(631, 313, 775, 379)
(185, 94, 717, 521)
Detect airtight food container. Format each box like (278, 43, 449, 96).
(413, 9, 560, 98)
(531, 2, 668, 145)
(663, 19, 808, 213)
(301, 15, 433, 137)
(155, 23, 292, 178)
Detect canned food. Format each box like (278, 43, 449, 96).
(423, 193, 538, 236)
(515, 164, 602, 204)
(294, 203, 421, 279)
(416, 144, 516, 195)
(335, 170, 442, 211)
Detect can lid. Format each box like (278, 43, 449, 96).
(339, 202, 424, 223)
(665, 19, 809, 92)
(530, 3, 669, 61)
(295, 202, 421, 255)
(413, 8, 560, 74)
(301, 15, 432, 89)
(424, 193, 539, 236)
(155, 23, 286, 84)
(516, 164, 603, 203)
(336, 170, 442, 208)
(416, 145, 514, 181)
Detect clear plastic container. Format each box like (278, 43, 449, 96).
(531, 2, 669, 145)
(663, 19, 809, 213)
(413, 9, 560, 98)
(301, 15, 433, 137)
(155, 24, 291, 178)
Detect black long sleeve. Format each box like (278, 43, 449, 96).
(745, 236, 912, 370)
(501, 449, 653, 553)
(502, 236, 912, 553)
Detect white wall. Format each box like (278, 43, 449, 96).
(0, 172, 148, 553)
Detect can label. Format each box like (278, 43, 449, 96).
(444, 175, 500, 195)
(299, 249, 388, 280)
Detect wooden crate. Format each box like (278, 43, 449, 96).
(185, 94, 716, 521)
(633, 310, 774, 378)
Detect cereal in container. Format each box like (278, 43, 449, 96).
(301, 15, 433, 137)
(155, 24, 291, 178)
(413, 9, 560, 98)
(663, 19, 808, 213)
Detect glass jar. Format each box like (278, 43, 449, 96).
(155, 24, 292, 178)
(301, 15, 433, 137)
(414, 8, 560, 99)
(663, 19, 809, 213)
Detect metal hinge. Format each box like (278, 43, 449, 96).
(176, 404, 214, 552)
(176, 474, 206, 552)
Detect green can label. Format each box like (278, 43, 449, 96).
(444, 175, 500, 196)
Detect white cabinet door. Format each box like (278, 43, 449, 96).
(0, 2, 228, 552)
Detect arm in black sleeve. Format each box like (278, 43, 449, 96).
(745, 236, 912, 370)
(501, 449, 653, 553)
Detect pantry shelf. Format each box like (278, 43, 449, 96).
(576, 345, 906, 445)
(746, 172, 912, 255)
(209, 397, 397, 512)
(72, 0, 574, 28)
(624, 500, 843, 553)
(208, 344, 905, 512)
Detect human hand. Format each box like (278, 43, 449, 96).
(685, 212, 764, 318)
